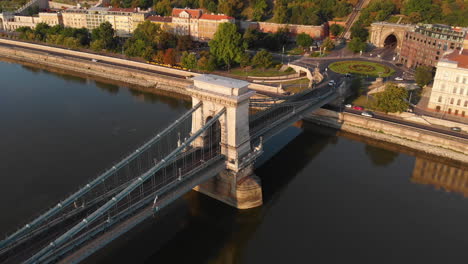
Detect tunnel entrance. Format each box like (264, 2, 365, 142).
(384, 34, 397, 48)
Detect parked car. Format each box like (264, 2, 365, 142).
(394, 76, 404, 81)
(91, 59, 99, 62)
(352, 106, 364, 111)
(344, 104, 352, 108)
(328, 80, 336, 86)
(361, 111, 374, 117)
(451, 127, 462, 132)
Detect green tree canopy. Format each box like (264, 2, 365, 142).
(181, 51, 197, 69)
(252, 49, 273, 70)
(375, 84, 409, 113)
(296, 33, 313, 49)
(322, 37, 335, 51)
(347, 37, 366, 53)
(209, 23, 244, 70)
(91, 21, 116, 50)
(252, 0, 268, 21)
(415, 66, 434, 87)
(330, 24, 344, 37)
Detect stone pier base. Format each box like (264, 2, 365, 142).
(193, 166, 263, 209)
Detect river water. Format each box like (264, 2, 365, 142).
(1, 59, 468, 263)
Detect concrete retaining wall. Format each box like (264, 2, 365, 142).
(0, 38, 283, 95)
(0, 45, 193, 95)
(305, 109, 468, 163)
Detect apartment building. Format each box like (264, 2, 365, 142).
(147, 15, 173, 32)
(62, 7, 149, 37)
(400, 24, 467, 68)
(428, 49, 468, 118)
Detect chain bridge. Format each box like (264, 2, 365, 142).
(0, 74, 339, 264)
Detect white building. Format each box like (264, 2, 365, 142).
(428, 48, 468, 118)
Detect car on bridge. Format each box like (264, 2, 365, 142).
(345, 104, 352, 108)
(361, 111, 374, 117)
(451, 127, 462, 132)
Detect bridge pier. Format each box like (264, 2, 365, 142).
(188, 75, 263, 209)
(193, 164, 262, 209)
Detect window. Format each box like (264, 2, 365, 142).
(438, 96, 442, 103)
(450, 98, 454, 104)
(453, 87, 457, 93)
(457, 99, 461, 106)
(448, 108, 452, 114)
(456, 76, 460, 83)
(461, 88, 465, 95)
(441, 84, 445, 91)
(455, 110, 459, 115)
(463, 111, 466, 117)
(436, 106, 441, 112)
(464, 78, 467, 84)
(465, 101, 468, 107)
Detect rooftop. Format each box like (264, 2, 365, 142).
(444, 49, 468, 69)
(200, 13, 234, 20)
(172, 8, 202, 18)
(147, 15, 172, 22)
(193, 74, 249, 89)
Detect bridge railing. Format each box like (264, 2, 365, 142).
(24, 107, 227, 264)
(0, 102, 202, 258)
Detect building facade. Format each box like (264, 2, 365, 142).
(400, 24, 467, 68)
(147, 15, 173, 32)
(62, 7, 149, 37)
(428, 49, 468, 118)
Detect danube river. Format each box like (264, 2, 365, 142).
(1, 59, 468, 263)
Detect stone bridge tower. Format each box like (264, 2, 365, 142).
(188, 74, 263, 209)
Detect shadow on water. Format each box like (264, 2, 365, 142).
(85, 122, 341, 264)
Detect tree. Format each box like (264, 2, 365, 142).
(330, 24, 344, 37)
(347, 38, 366, 53)
(296, 33, 312, 49)
(239, 52, 251, 68)
(252, 0, 267, 21)
(252, 49, 273, 70)
(209, 23, 244, 70)
(272, 0, 288, 24)
(176, 35, 193, 51)
(350, 24, 369, 41)
(415, 66, 433, 87)
(375, 84, 409, 113)
(91, 21, 116, 50)
(154, 0, 172, 16)
(180, 51, 197, 69)
(197, 54, 217, 72)
(218, 0, 243, 17)
(322, 37, 335, 51)
(163, 48, 176, 65)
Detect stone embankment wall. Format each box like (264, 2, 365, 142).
(0, 38, 282, 95)
(0, 45, 193, 95)
(305, 109, 468, 163)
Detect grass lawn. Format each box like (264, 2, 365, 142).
(283, 78, 310, 93)
(329, 61, 395, 77)
(351, 95, 376, 109)
(229, 67, 294, 77)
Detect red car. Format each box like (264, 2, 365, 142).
(352, 106, 364, 111)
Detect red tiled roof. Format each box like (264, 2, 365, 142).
(147, 15, 172, 23)
(172, 8, 202, 18)
(200, 14, 234, 20)
(108, 7, 136, 12)
(445, 49, 468, 69)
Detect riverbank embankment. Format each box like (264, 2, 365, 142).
(305, 109, 468, 163)
(0, 38, 279, 96)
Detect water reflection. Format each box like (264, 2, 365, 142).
(412, 157, 468, 196)
(364, 145, 399, 167)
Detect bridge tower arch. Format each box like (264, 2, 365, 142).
(188, 74, 263, 209)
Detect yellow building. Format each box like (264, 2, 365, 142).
(62, 9, 87, 29)
(428, 48, 468, 118)
(146, 15, 173, 32)
(38, 12, 63, 26)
